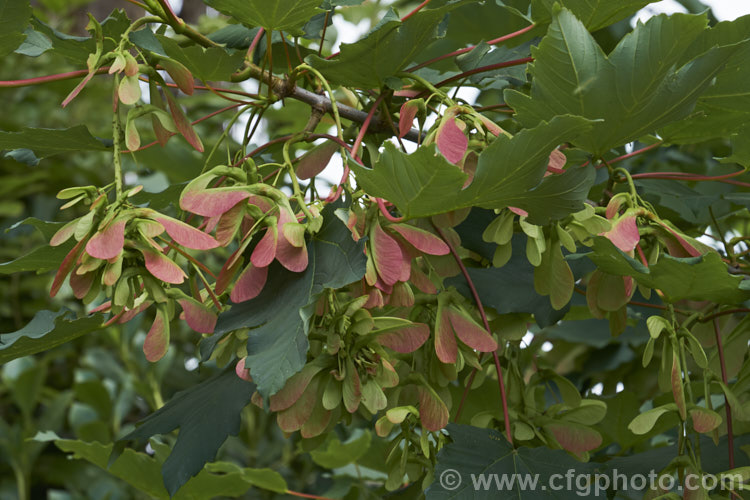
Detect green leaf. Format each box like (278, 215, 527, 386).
(0, 309, 104, 364)
(210, 206, 367, 399)
(53, 438, 280, 499)
(204, 0, 323, 34)
(455, 41, 530, 85)
(585, 237, 750, 304)
(0, 0, 32, 57)
(14, 27, 52, 57)
(306, 5, 464, 88)
(0, 126, 109, 159)
(352, 116, 593, 222)
(116, 367, 256, 497)
(351, 143, 467, 220)
(204, 462, 288, 494)
(607, 434, 750, 491)
(56, 439, 169, 498)
(128, 28, 166, 55)
(447, 233, 568, 328)
(530, 0, 651, 31)
(7, 217, 64, 240)
(310, 431, 372, 469)
(719, 124, 750, 167)
(661, 16, 750, 143)
(0, 239, 74, 275)
(428, 424, 600, 499)
(207, 24, 258, 49)
(597, 392, 644, 452)
(506, 9, 741, 154)
(30, 10, 130, 64)
(156, 35, 245, 82)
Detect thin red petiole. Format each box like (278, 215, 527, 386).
(609, 141, 663, 165)
(402, 0, 433, 20)
(0, 67, 110, 88)
(159, 238, 217, 280)
(433, 224, 513, 445)
(630, 170, 747, 182)
(636, 243, 648, 267)
(434, 57, 533, 88)
(407, 24, 535, 72)
(326, 96, 382, 204)
(375, 197, 404, 222)
(247, 27, 265, 59)
(285, 490, 334, 500)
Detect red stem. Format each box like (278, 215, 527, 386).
(375, 197, 404, 222)
(630, 170, 747, 182)
(326, 96, 382, 204)
(636, 243, 648, 267)
(721, 179, 750, 188)
(124, 0, 148, 8)
(318, 11, 330, 56)
(351, 95, 382, 158)
(713, 318, 734, 470)
(434, 57, 533, 88)
(701, 308, 750, 323)
(402, 0, 433, 20)
(285, 490, 334, 500)
(247, 27, 265, 58)
(0, 67, 110, 88)
(407, 24, 535, 72)
(159, 238, 217, 280)
(609, 142, 663, 165)
(433, 224, 513, 445)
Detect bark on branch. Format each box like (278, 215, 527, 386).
(232, 63, 423, 143)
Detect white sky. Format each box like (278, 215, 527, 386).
(634, 0, 750, 23)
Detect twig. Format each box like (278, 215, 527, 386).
(232, 63, 424, 143)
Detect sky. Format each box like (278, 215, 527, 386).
(634, 0, 750, 23)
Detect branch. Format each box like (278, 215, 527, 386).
(232, 63, 424, 143)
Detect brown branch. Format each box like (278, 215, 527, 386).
(231, 63, 424, 143)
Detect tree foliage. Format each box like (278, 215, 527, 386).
(1, 0, 749, 498)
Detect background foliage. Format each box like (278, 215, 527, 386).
(1, 0, 749, 499)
